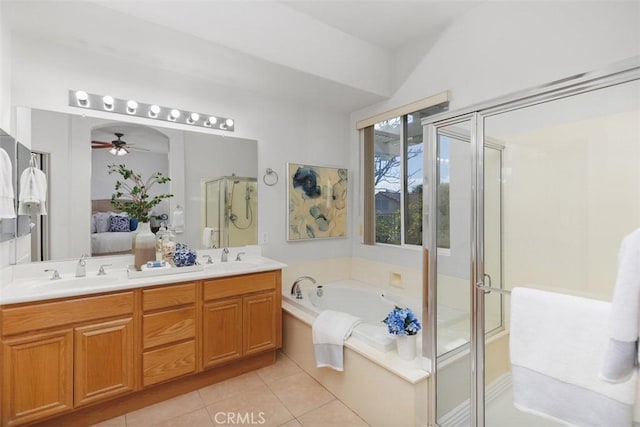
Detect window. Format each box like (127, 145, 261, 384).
(363, 106, 449, 247)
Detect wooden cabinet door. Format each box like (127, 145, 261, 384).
(243, 292, 277, 355)
(202, 298, 242, 368)
(74, 318, 135, 407)
(2, 329, 73, 426)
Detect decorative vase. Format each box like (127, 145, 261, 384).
(134, 222, 156, 270)
(396, 334, 417, 361)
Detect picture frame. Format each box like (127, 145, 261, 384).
(287, 163, 348, 241)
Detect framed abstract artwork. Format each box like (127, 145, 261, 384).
(287, 163, 348, 241)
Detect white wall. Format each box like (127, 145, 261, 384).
(10, 34, 351, 264)
(350, 1, 640, 270)
(0, 3, 13, 268)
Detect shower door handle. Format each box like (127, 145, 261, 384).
(476, 274, 511, 295)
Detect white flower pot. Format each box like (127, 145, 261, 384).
(396, 334, 417, 361)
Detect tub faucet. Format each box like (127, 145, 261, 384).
(290, 276, 316, 299)
(75, 254, 87, 277)
(221, 247, 229, 262)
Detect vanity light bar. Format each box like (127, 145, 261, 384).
(68, 90, 235, 132)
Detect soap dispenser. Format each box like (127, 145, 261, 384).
(155, 222, 167, 261)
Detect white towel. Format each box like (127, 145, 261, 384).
(312, 309, 360, 371)
(0, 147, 16, 219)
(510, 287, 635, 427)
(201, 227, 218, 248)
(602, 229, 640, 383)
(18, 166, 47, 216)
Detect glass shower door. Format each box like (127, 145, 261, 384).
(432, 118, 474, 427)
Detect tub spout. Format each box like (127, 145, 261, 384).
(290, 276, 316, 299)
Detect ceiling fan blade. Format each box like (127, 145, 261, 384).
(91, 140, 112, 149)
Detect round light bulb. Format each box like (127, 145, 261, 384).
(126, 100, 138, 113)
(102, 95, 114, 110)
(149, 104, 160, 118)
(189, 112, 200, 122)
(170, 109, 181, 119)
(225, 118, 234, 127)
(208, 116, 218, 125)
(75, 90, 89, 106)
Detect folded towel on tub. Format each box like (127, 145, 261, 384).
(312, 309, 360, 372)
(601, 228, 640, 383)
(510, 287, 636, 427)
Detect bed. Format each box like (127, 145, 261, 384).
(90, 199, 136, 256)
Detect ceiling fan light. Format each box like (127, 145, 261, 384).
(116, 147, 128, 156)
(109, 147, 118, 156)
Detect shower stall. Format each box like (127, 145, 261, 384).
(422, 60, 640, 426)
(203, 176, 258, 248)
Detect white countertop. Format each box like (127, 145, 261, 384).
(0, 248, 286, 305)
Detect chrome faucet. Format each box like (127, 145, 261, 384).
(221, 247, 229, 262)
(235, 252, 245, 261)
(290, 276, 316, 299)
(76, 254, 87, 277)
(97, 264, 111, 276)
(45, 269, 61, 280)
(201, 254, 213, 264)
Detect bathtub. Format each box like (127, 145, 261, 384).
(281, 279, 429, 426)
(283, 279, 420, 352)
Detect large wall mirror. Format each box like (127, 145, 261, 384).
(16, 108, 258, 264)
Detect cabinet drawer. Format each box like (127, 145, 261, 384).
(142, 282, 196, 311)
(143, 340, 195, 387)
(143, 307, 195, 349)
(203, 271, 276, 301)
(1, 292, 134, 336)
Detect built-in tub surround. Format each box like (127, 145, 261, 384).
(282, 278, 429, 427)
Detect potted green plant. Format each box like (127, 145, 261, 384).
(108, 164, 173, 270)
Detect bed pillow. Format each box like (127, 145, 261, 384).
(94, 212, 112, 233)
(110, 214, 131, 232)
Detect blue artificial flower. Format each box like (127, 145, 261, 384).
(383, 306, 422, 336)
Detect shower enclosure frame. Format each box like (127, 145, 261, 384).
(421, 57, 640, 427)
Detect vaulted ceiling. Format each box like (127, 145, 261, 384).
(3, 1, 479, 111)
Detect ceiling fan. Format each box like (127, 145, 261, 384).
(91, 132, 149, 156)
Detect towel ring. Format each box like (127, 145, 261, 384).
(263, 168, 278, 186)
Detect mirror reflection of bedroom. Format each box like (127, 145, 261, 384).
(90, 123, 169, 257)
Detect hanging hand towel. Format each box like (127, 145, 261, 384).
(601, 228, 640, 383)
(201, 227, 218, 248)
(0, 147, 16, 219)
(510, 287, 636, 427)
(18, 166, 47, 216)
(312, 309, 360, 371)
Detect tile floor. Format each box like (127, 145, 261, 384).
(92, 352, 369, 427)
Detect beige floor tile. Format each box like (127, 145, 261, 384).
(198, 371, 265, 406)
(268, 372, 335, 417)
(125, 391, 204, 427)
(90, 415, 126, 427)
(257, 352, 304, 384)
(152, 408, 214, 427)
(206, 383, 294, 427)
(297, 400, 369, 427)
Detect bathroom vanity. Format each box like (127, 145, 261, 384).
(0, 257, 284, 426)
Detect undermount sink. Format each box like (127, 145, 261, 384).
(202, 258, 268, 271)
(20, 275, 122, 291)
